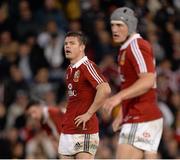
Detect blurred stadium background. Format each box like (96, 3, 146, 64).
(0, 0, 179, 158)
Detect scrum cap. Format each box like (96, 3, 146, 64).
(110, 7, 138, 35)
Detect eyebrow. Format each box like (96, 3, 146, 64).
(64, 40, 76, 44)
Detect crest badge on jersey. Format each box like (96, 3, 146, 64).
(73, 70, 80, 82)
(120, 51, 126, 65)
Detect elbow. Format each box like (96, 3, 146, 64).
(139, 73, 156, 90)
(97, 82, 111, 96)
(146, 74, 156, 89)
(105, 85, 111, 96)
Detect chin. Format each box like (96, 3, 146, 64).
(65, 56, 72, 61)
(112, 37, 120, 41)
(113, 39, 122, 44)
(113, 37, 126, 44)
(65, 55, 71, 59)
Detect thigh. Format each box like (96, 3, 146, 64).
(60, 155, 74, 159)
(144, 151, 158, 159)
(75, 152, 94, 159)
(116, 144, 143, 159)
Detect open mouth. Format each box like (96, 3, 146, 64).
(65, 50, 71, 54)
(113, 33, 119, 38)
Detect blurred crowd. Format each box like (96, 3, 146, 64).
(0, 0, 179, 159)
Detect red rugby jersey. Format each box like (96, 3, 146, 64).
(118, 34, 162, 123)
(62, 56, 107, 134)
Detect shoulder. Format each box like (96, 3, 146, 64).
(128, 37, 152, 54)
(81, 59, 97, 71)
(138, 38, 152, 50)
(81, 59, 104, 78)
(131, 38, 152, 50)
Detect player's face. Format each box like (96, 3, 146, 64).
(111, 21, 128, 43)
(27, 106, 42, 121)
(64, 36, 85, 63)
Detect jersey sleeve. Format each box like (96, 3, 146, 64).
(129, 39, 155, 74)
(48, 107, 61, 116)
(82, 60, 107, 88)
(48, 107, 64, 134)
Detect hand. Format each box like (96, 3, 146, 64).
(103, 95, 122, 115)
(112, 116, 122, 132)
(74, 112, 92, 130)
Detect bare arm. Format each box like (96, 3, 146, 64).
(117, 72, 155, 101)
(103, 72, 156, 114)
(74, 82, 111, 129)
(87, 82, 111, 115)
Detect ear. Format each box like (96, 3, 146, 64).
(80, 44, 85, 51)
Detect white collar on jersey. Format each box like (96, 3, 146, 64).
(120, 33, 141, 50)
(72, 56, 88, 68)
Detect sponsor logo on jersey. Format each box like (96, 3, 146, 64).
(68, 90, 77, 96)
(68, 83, 72, 90)
(73, 70, 80, 82)
(67, 83, 77, 96)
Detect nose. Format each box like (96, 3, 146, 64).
(111, 25, 117, 33)
(65, 46, 70, 50)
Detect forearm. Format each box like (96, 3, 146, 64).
(87, 82, 111, 115)
(117, 73, 155, 101)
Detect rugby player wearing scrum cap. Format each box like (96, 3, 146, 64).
(103, 7, 163, 159)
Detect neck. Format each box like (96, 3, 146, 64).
(121, 33, 136, 45)
(70, 54, 85, 65)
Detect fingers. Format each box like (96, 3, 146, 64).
(103, 98, 115, 114)
(112, 119, 121, 132)
(83, 122, 87, 130)
(74, 116, 82, 127)
(112, 123, 120, 132)
(74, 116, 87, 130)
(74, 116, 80, 121)
(113, 125, 121, 132)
